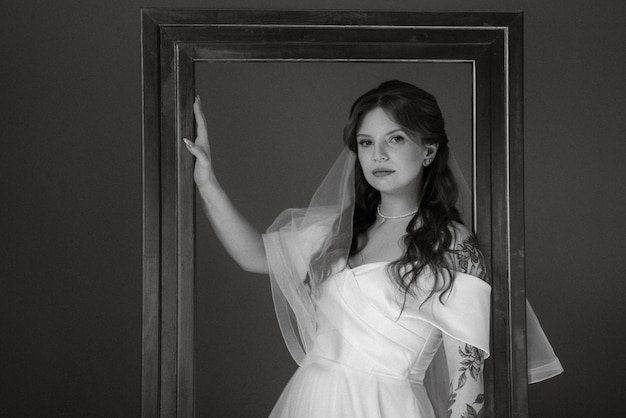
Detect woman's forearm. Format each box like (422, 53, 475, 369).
(198, 180, 268, 274)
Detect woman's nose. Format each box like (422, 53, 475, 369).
(373, 143, 388, 162)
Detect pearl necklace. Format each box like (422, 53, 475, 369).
(376, 205, 418, 223)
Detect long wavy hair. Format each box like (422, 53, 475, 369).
(344, 80, 463, 303)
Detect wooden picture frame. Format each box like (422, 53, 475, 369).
(141, 9, 526, 417)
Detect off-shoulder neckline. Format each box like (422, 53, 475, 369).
(347, 260, 391, 271)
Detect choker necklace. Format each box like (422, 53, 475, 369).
(376, 205, 418, 223)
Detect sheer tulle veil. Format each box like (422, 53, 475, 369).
(264, 148, 356, 365)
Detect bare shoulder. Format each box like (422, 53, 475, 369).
(447, 221, 489, 282)
(448, 221, 473, 243)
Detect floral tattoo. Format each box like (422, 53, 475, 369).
(454, 237, 488, 282)
(447, 344, 486, 418)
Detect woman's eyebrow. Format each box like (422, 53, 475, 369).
(356, 128, 405, 138)
(386, 128, 405, 135)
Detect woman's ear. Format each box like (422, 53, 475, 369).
(423, 143, 439, 166)
(425, 143, 439, 159)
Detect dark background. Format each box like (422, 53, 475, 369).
(1, 0, 624, 417)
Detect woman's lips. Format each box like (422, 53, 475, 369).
(372, 170, 395, 177)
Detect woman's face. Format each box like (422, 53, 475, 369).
(356, 107, 435, 198)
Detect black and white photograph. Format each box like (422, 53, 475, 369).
(1, 2, 624, 417)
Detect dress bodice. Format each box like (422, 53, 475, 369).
(311, 262, 443, 384)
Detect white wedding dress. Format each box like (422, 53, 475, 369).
(268, 261, 490, 418)
(262, 149, 562, 417)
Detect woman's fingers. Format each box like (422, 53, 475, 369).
(183, 95, 217, 187)
(183, 138, 208, 163)
(187, 95, 212, 160)
(193, 95, 209, 147)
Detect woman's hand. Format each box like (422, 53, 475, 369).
(182, 95, 268, 274)
(183, 96, 216, 188)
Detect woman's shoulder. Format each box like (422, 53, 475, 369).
(446, 221, 489, 283)
(448, 220, 472, 241)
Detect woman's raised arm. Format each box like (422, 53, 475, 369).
(183, 96, 268, 274)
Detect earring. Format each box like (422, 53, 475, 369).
(423, 158, 431, 166)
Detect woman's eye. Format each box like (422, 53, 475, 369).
(389, 135, 405, 143)
(357, 140, 372, 147)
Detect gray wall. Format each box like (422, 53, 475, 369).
(1, 0, 624, 416)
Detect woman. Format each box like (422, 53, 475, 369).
(184, 80, 557, 417)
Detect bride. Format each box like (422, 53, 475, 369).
(184, 80, 561, 417)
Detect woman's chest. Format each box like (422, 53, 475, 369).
(349, 221, 408, 266)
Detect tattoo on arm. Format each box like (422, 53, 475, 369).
(447, 344, 486, 418)
(454, 237, 488, 282)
